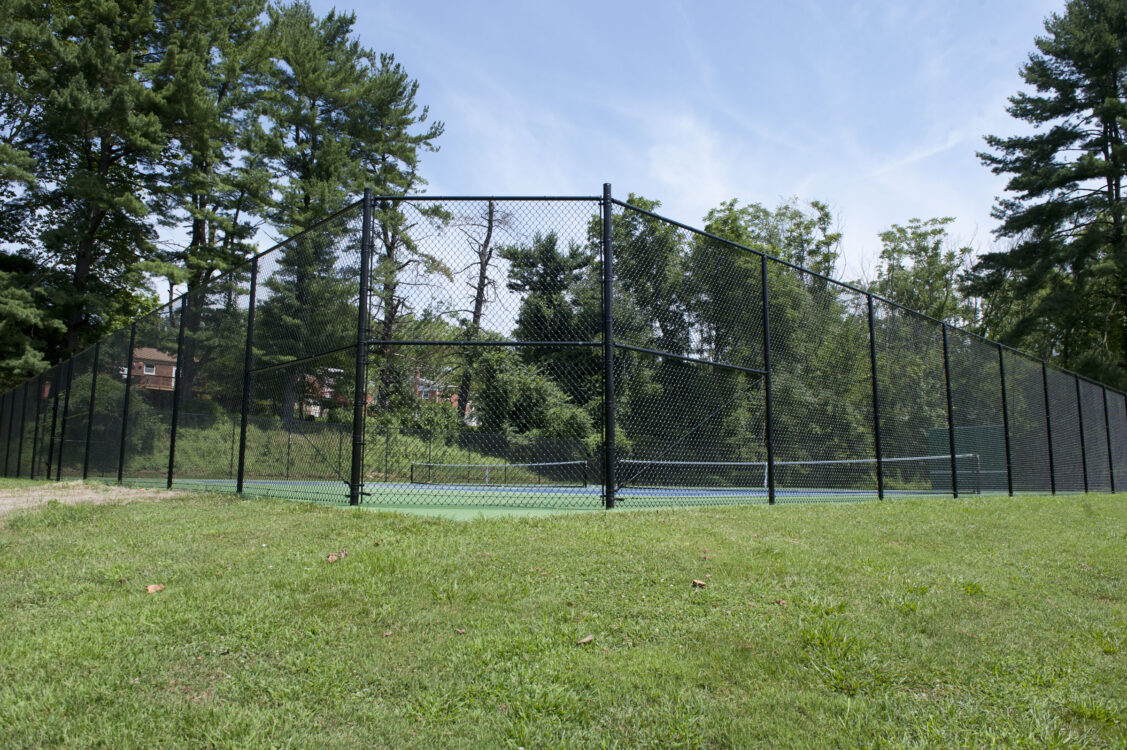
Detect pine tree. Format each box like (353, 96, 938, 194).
(971, 0, 1127, 382)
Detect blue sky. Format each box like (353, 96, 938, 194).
(315, 0, 1063, 281)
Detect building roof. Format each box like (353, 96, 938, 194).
(132, 347, 177, 364)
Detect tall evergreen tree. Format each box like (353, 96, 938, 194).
(970, 0, 1127, 382)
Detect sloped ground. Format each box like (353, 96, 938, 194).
(0, 479, 182, 520)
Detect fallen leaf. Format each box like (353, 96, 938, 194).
(382, 631, 392, 638)
(146, 584, 165, 594)
(776, 599, 788, 606)
(576, 634, 595, 645)
(705, 574, 712, 579)
(701, 554, 712, 560)
(327, 554, 339, 563)
(692, 579, 707, 588)
(454, 628, 466, 635)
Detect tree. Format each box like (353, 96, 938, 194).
(872, 217, 977, 326)
(970, 0, 1127, 382)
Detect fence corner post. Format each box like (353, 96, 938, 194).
(1075, 376, 1088, 493)
(941, 324, 958, 498)
(167, 298, 188, 490)
(1042, 360, 1056, 495)
(118, 324, 136, 484)
(350, 188, 373, 506)
(237, 259, 259, 494)
(82, 341, 101, 480)
(601, 183, 616, 510)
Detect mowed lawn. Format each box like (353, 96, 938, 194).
(0, 484, 1124, 748)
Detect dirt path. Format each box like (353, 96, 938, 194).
(0, 481, 183, 518)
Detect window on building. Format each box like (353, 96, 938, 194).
(143, 363, 156, 375)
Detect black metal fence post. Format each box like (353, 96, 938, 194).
(118, 323, 136, 484)
(1102, 386, 1116, 493)
(941, 324, 958, 498)
(1042, 361, 1056, 495)
(45, 360, 61, 479)
(167, 299, 188, 490)
(761, 254, 776, 505)
(82, 341, 100, 479)
(1075, 376, 1088, 493)
(0, 392, 8, 476)
(237, 259, 258, 494)
(349, 188, 373, 506)
(997, 344, 1013, 497)
(602, 183, 616, 510)
(29, 374, 43, 478)
(56, 359, 74, 481)
(866, 294, 884, 499)
(14, 382, 28, 477)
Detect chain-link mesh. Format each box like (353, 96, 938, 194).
(872, 301, 952, 496)
(241, 350, 355, 503)
(86, 327, 131, 480)
(946, 332, 1005, 494)
(3, 192, 1126, 506)
(1002, 350, 1052, 493)
(1045, 368, 1085, 492)
(1106, 389, 1127, 490)
(171, 271, 253, 488)
(120, 303, 180, 485)
(1078, 380, 1111, 491)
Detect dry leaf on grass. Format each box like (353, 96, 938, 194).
(776, 599, 788, 606)
(692, 579, 707, 588)
(382, 631, 392, 638)
(326, 549, 348, 563)
(146, 584, 165, 594)
(454, 628, 466, 635)
(576, 634, 595, 645)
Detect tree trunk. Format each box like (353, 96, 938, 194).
(457, 201, 495, 417)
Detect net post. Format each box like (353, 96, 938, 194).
(1042, 361, 1056, 495)
(866, 294, 884, 499)
(1075, 376, 1088, 493)
(350, 187, 373, 507)
(82, 341, 100, 480)
(29, 374, 44, 478)
(761, 254, 775, 505)
(118, 323, 136, 484)
(237, 258, 258, 494)
(167, 298, 187, 490)
(601, 183, 616, 510)
(997, 344, 1013, 497)
(1103, 386, 1115, 493)
(941, 324, 958, 498)
(56, 359, 74, 481)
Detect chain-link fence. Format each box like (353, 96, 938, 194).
(3, 186, 1126, 509)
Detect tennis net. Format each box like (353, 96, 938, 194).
(409, 460, 589, 487)
(617, 453, 983, 495)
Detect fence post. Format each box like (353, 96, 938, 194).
(82, 341, 100, 479)
(45, 360, 62, 479)
(118, 323, 136, 484)
(56, 359, 74, 480)
(997, 345, 1013, 497)
(1075, 377, 1088, 493)
(1042, 361, 1056, 495)
(761, 255, 776, 505)
(15, 382, 28, 477)
(350, 188, 373, 506)
(1102, 387, 1115, 493)
(601, 183, 616, 510)
(29, 374, 44, 478)
(237, 259, 258, 494)
(941, 324, 958, 498)
(167, 299, 188, 490)
(866, 294, 884, 499)
(0, 391, 8, 476)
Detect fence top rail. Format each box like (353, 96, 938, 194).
(370, 194, 602, 202)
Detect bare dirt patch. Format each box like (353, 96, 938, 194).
(0, 481, 183, 519)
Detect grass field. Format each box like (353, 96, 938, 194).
(0, 483, 1124, 747)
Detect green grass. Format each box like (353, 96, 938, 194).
(0, 486, 1124, 747)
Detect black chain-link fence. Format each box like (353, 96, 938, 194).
(3, 186, 1126, 508)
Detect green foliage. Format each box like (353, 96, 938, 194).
(971, 0, 1127, 383)
(872, 217, 976, 325)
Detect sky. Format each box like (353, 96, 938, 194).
(310, 0, 1063, 282)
